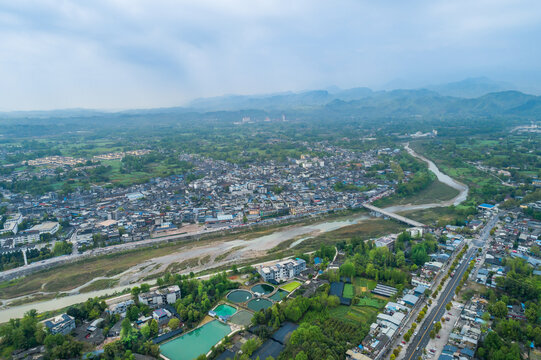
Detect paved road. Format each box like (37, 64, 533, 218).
(403, 214, 498, 360)
(404, 246, 475, 360)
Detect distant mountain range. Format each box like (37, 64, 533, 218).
(423, 77, 515, 98)
(1, 78, 540, 122)
(186, 77, 519, 112)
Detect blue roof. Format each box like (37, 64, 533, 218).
(479, 203, 495, 208)
(460, 348, 475, 357)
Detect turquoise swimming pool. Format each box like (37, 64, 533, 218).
(213, 304, 237, 317)
(160, 320, 231, 360)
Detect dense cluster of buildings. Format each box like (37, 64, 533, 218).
(0, 145, 403, 265)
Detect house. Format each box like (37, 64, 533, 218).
(43, 314, 75, 335)
(403, 294, 419, 307)
(107, 299, 135, 316)
(138, 285, 181, 307)
(152, 308, 172, 323)
(413, 285, 428, 296)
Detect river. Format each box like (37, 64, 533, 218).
(0, 144, 468, 322)
(382, 143, 469, 213)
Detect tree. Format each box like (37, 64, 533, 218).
(489, 301, 508, 318)
(140, 283, 150, 293)
(120, 318, 132, 338)
(446, 302, 452, 311)
(430, 330, 436, 339)
(149, 319, 159, 337)
(140, 325, 151, 339)
(131, 286, 141, 299)
(340, 261, 355, 278)
(168, 318, 180, 330)
(241, 338, 261, 356)
(127, 305, 139, 321)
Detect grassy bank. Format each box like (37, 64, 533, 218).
(398, 206, 466, 226)
(374, 179, 459, 208)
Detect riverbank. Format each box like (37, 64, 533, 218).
(0, 143, 470, 322)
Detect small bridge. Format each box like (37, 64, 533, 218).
(363, 203, 426, 227)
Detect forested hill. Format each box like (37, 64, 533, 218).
(0, 88, 540, 138)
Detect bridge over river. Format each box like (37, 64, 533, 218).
(362, 203, 426, 227)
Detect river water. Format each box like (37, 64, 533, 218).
(383, 143, 469, 213)
(0, 144, 469, 322)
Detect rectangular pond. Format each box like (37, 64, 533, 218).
(160, 320, 231, 360)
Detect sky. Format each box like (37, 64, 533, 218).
(1, 0, 541, 110)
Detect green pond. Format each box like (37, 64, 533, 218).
(213, 304, 236, 317)
(269, 289, 288, 302)
(160, 320, 231, 360)
(226, 290, 252, 303)
(247, 298, 273, 311)
(251, 284, 275, 295)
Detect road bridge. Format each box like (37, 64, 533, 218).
(363, 203, 426, 227)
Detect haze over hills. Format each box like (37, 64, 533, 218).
(0, 78, 538, 122)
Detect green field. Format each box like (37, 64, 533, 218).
(398, 206, 466, 226)
(329, 305, 378, 325)
(342, 283, 354, 299)
(356, 297, 386, 309)
(280, 281, 302, 292)
(353, 277, 377, 295)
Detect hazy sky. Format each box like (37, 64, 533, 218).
(1, 0, 541, 110)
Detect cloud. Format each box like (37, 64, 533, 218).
(0, 0, 540, 110)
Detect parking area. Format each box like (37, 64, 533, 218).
(422, 301, 462, 359)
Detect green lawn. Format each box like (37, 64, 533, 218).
(356, 297, 386, 309)
(280, 281, 302, 292)
(353, 277, 377, 295)
(374, 179, 459, 207)
(329, 305, 378, 325)
(342, 283, 354, 299)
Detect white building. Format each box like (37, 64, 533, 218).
(138, 285, 181, 307)
(12, 231, 40, 246)
(29, 221, 60, 235)
(0, 214, 22, 235)
(258, 258, 306, 282)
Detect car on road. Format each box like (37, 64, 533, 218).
(436, 334, 441, 338)
(414, 331, 418, 336)
(429, 349, 436, 353)
(402, 340, 406, 345)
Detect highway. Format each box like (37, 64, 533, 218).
(403, 213, 498, 360)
